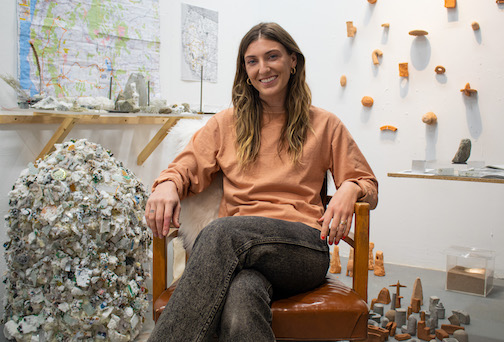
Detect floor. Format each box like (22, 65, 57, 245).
(2, 261, 503, 341)
(332, 260, 504, 342)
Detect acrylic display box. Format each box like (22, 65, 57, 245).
(446, 246, 495, 296)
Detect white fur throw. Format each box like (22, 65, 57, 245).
(164, 117, 223, 255)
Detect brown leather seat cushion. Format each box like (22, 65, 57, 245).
(154, 276, 368, 341)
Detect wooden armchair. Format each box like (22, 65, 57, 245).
(152, 200, 370, 341)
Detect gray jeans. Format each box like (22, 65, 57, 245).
(148, 216, 330, 342)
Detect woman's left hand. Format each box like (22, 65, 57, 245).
(318, 181, 362, 245)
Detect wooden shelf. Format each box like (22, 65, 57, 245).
(388, 172, 504, 184)
(0, 109, 204, 165)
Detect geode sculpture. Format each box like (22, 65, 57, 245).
(3, 139, 152, 341)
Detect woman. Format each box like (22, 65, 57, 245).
(146, 22, 378, 342)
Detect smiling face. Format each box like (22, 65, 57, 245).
(244, 38, 297, 108)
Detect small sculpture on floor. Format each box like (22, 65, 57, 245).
(346, 247, 354, 276)
(417, 320, 435, 341)
(411, 277, 424, 305)
(368, 242, 375, 270)
(329, 246, 342, 274)
(389, 280, 406, 309)
(376, 287, 391, 304)
(374, 251, 385, 276)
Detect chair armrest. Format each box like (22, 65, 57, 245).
(347, 202, 370, 303)
(152, 227, 178, 320)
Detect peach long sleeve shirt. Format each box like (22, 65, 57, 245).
(153, 106, 378, 231)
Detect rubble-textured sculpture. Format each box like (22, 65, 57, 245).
(3, 139, 152, 342)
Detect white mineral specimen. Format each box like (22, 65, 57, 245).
(3, 139, 152, 341)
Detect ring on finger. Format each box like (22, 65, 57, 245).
(150, 210, 155, 213)
(339, 220, 347, 226)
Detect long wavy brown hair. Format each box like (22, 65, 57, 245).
(232, 22, 312, 166)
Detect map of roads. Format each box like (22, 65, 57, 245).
(17, 0, 160, 99)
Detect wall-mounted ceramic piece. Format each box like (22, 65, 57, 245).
(460, 83, 477, 96)
(380, 125, 398, 132)
(445, 0, 456, 8)
(362, 96, 374, 107)
(399, 63, 409, 77)
(422, 112, 438, 125)
(346, 21, 357, 37)
(409, 30, 428, 36)
(340, 75, 347, 87)
(372, 49, 383, 65)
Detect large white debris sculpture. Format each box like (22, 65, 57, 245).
(3, 139, 152, 342)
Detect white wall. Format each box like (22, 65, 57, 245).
(1, 0, 503, 316)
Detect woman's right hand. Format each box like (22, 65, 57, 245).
(145, 181, 181, 239)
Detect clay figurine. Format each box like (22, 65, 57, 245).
(381, 23, 390, 28)
(346, 21, 357, 37)
(346, 247, 354, 276)
(422, 112, 437, 125)
(329, 245, 342, 274)
(460, 83, 477, 96)
(376, 287, 391, 304)
(361, 96, 374, 107)
(399, 63, 409, 77)
(372, 49, 383, 65)
(368, 242, 375, 270)
(374, 251, 385, 276)
(340, 75, 347, 87)
(409, 30, 428, 36)
(445, 0, 456, 7)
(435, 65, 446, 74)
(411, 277, 424, 305)
(418, 321, 435, 341)
(380, 125, 397, 132)
(472, 22, 480, 30)
(389, 281, 406, 309)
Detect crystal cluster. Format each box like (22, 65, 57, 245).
(3, 139, 152, 341)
